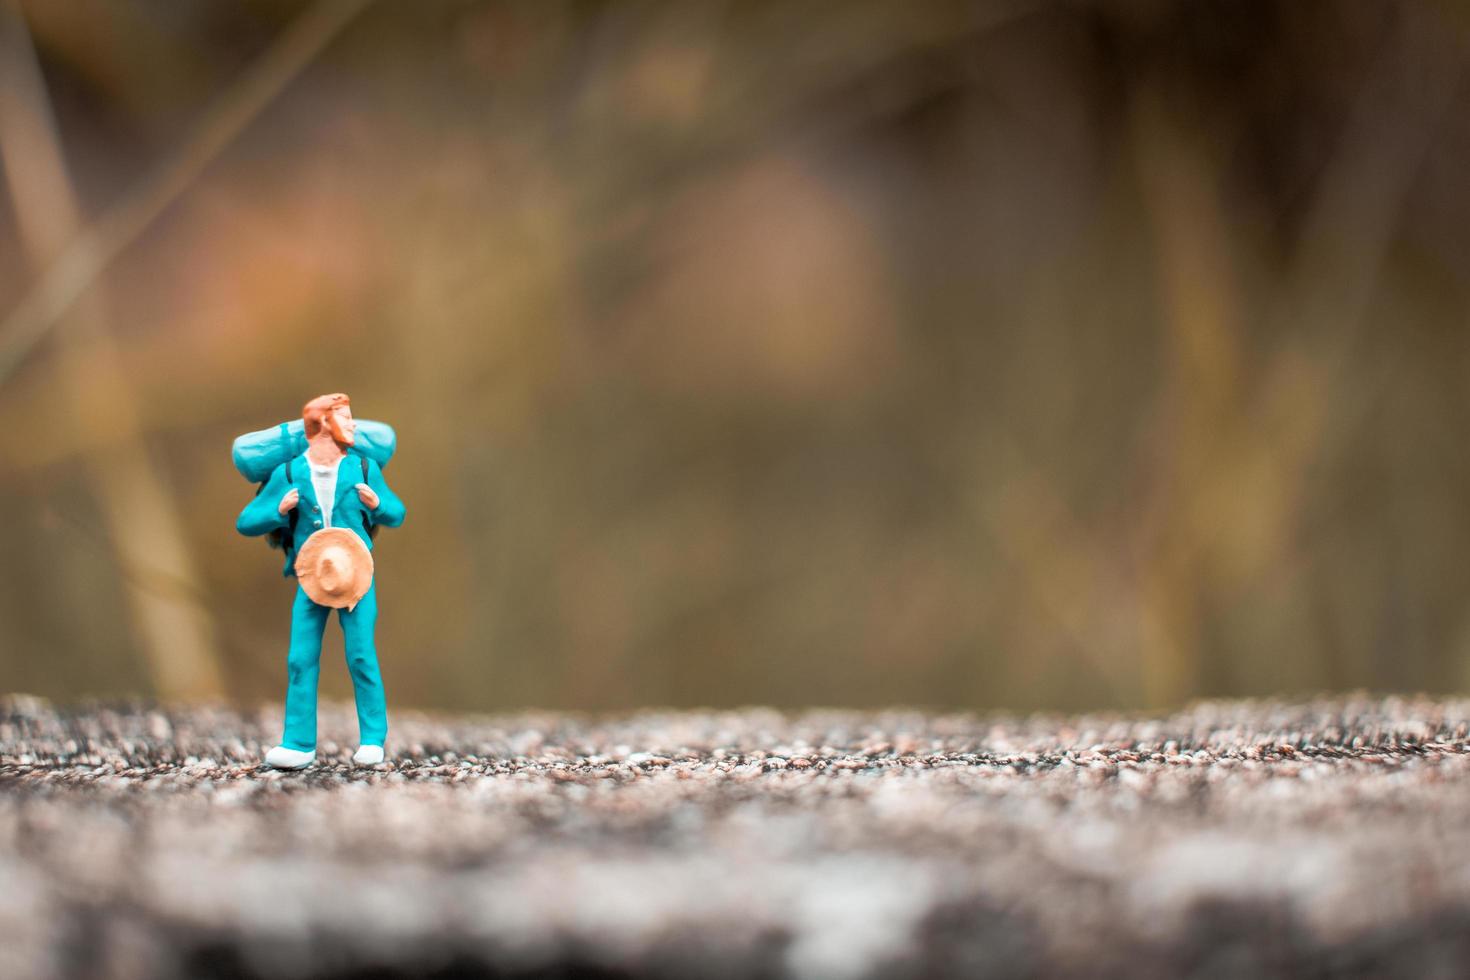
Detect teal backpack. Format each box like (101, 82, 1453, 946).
(233, 418, 397, 559)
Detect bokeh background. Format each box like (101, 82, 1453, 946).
(2, 0, 1469, 714)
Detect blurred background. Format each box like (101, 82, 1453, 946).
(1, 0, 1469, 714)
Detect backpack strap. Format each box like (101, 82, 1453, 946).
(259, 457, 300, 556)
(358, 455, 379, 540)
(284, 458, 299, 552)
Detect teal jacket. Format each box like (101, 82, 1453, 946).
(237, 451, 405, 577)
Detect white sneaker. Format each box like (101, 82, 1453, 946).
(353, 744, 385, 766)
(264, 745, 316, 770)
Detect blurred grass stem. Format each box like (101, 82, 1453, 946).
(0, 0, 371, 387)
(0, 0, 228, 698)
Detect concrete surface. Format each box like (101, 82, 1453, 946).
(4, 694, 1470, 979)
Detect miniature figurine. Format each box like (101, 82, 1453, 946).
(234, 393, 405, 769)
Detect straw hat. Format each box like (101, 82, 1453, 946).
(294, 528, 374, 609)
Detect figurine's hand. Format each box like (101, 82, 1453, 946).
(355, 483, 379, 510)
(278, 488, 299, 515)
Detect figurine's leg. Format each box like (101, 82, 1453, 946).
(339, 584, 387, 748)
(282, 586, 330, 751)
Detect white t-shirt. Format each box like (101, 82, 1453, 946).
(309, 458, 340, 528)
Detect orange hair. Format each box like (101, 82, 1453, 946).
(302, 393, 350, 438)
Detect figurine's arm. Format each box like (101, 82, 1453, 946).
(362, 457, 405, 528)
(237, 463, 293, 536)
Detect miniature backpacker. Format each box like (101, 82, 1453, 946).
(232, 418, 397, 558)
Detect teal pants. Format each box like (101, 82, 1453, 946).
(281, 583, 387, 752)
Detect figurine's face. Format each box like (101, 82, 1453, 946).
(327, 405, 356, 447)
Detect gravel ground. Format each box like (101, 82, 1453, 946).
(4, 695, 1470, 980)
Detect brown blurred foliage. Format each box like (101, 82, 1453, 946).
(2, 0, 1470, 713)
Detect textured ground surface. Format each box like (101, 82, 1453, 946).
(5, 695, 1470, 979)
